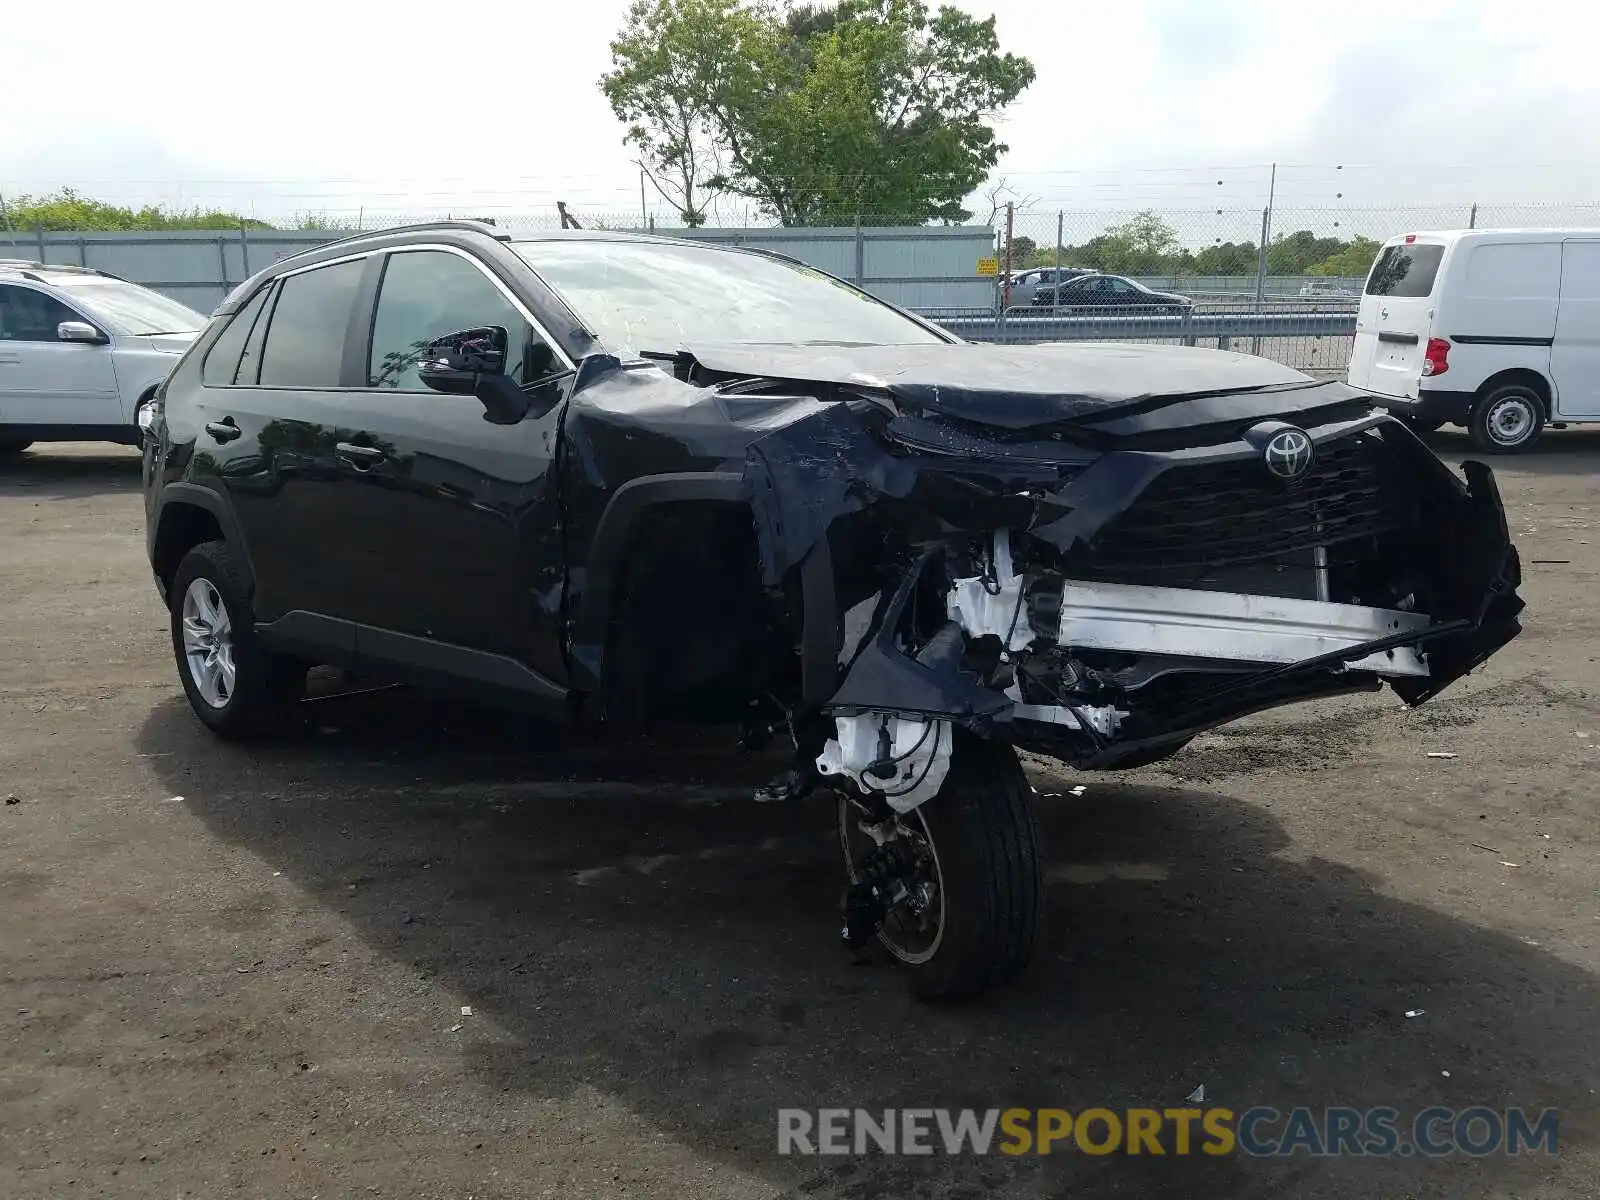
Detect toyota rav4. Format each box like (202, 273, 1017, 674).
(141, 220, 1524, 999)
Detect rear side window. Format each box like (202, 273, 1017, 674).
(201, 288, 270, 386)
(1365, 243, 1444, 297)
(257, 259, 365, 387)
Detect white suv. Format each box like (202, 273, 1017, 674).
(0, 261, 207, 456)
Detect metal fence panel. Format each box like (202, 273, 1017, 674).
(4, 224, 996, 313)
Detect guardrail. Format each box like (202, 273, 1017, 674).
(936, 311, 1358, 345)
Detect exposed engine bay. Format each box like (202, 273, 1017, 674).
(561, 342, 1524, 811)
(554, 340, 1523, 992)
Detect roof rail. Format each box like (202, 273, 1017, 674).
(0, 259, 117, 281)
(272, 219, 511, 268)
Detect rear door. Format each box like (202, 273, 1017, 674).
(195, 255, 371, 624)
(1347, 238, 1446, 397)
(0, 284, 122, 428)
(1550, 240, 1600, 418)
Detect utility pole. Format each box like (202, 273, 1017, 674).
(1055, 210, 1063, 277)
(1251, 162, 1276, 353)
(1469, 202, 1478, 229)
(1002, 201, 1015, 310)
(639, 169, 648, 229)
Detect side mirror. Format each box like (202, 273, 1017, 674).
(59, 320, 107, 345)
(417, 326, 530, 425)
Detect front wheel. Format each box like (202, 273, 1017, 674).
(1470, 384, 1545, 453)
(838, 736, 1043, 1000)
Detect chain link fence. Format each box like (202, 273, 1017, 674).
(11, 198, 1600, 376)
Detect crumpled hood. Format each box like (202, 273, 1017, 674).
(684, 339, 1365, 431)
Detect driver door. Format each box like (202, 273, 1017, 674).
(0, 284, 122, 429)
(337, 247, 572, 677)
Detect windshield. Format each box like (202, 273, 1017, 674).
(511, 238, 944, 354)
(48, 278, 206, 335)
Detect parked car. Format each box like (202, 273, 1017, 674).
(1347, 228, 1600, 452)
(0, 261, 207, 454)
(1004, 266, 1095, 306)
(1032, 273, 1194, 313)
(142, 220, 1524, 999)
(1299, 280, 1358, 299)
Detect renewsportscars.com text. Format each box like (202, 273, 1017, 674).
(777, 1106, 1559, 1158)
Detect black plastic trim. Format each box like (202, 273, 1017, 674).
(1450, 334, 1554, 347)
(149, 483, 256, 596)
(355, 625, 569, 715)
(568, 471, 747, 691)
(255, 610, 357, 658)
(1377, 330, 1420, 344)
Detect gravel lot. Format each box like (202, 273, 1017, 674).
(2, 438, 1597, 1199)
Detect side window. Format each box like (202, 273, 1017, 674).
(256, 259, 365, 388)
(367, 250, 543, 390)
(201, 287, 270, 386)
(0, 285, 81, 342)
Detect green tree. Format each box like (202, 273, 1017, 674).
(1069, 211, 1182, 274)
(1191, 240, 1259, 275)
(1307, 236, 1381, 278)
(1266, 229, 1346, 275)
(2, 187, 272, 231)
(601, 0, 1035, 226)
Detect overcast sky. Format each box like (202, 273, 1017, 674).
(5, 0, 1597, 239)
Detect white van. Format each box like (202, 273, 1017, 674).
(1346, 227, 1600, 452)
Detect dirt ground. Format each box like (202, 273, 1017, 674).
(2, 437, 1597, 1200)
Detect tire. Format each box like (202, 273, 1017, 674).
(1470, 383, 1545, 453)
(839, 735, 1043, 1000)
(0, 441, 33, 456)
(169, 540, 305, 739)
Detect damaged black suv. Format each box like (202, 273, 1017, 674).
(142, 220, 1524, 999)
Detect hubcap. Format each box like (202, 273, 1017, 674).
(180, 577, 235, 709)
(1487, 395, 1536, 445)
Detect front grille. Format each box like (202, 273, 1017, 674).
(1073, 433, 1415, 580)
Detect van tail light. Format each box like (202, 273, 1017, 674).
(1422, 337, 1450, 377)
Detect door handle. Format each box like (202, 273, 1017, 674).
(0, 354, 20, 365)
(336, 442, 387, 468)
(204, 419, 241, 443)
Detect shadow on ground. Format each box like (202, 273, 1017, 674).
(1428, 426, 1600, 476)
(136, 684, 1594, 1199)
(0, 445, 142, 501)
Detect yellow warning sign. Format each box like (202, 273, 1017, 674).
(976, 257, 1000, 277)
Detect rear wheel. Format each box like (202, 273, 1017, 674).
(1470, 383, 1545, 453)
(0, 440, 33, 456)
(838, 736, 1042, 1000)
(170, 540, 305, 739)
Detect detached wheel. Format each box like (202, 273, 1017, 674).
(1470, 384, 1545, 453)
(0, 441, 33, 456)
(170, 540, 305, 739)
(838, 735, 1043, 1000)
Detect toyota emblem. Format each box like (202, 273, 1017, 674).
(1263, 428, 1314, 480)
